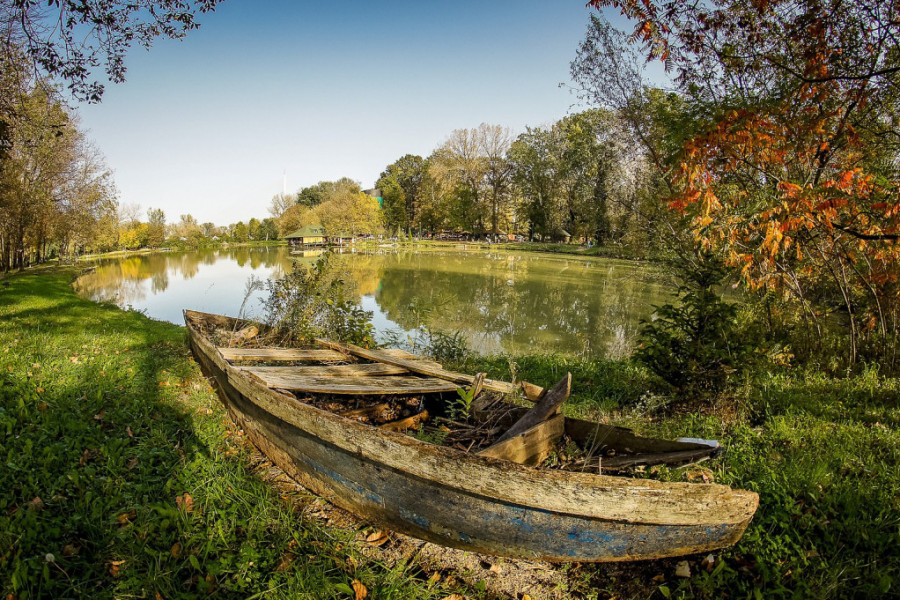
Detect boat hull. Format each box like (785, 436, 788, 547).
(186, 311, 758, 562)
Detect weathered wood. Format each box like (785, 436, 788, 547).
(229, 325, 259, 344)
(219, 347, 348, 362)
(470, 372, 486, 399)
(478, 414, 565, 466)
(595, 448, 718, 470)
(242, 362, 440, 380)
(316, 338, 539, 399)
(380, 410, 430, 432)
(492, 373, 571, 445)
(243, 372, 458, 395)
(184, 309, 760, 563)
(565, 419, 718, 455)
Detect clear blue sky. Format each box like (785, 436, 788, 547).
(79, 0, 609, 226)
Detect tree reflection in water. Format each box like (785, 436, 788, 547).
(74, 247, 672, 358)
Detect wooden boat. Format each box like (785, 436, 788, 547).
(184, 310, 758, 562)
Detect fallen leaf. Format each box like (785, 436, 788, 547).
(440, 595, 465, 600)
(652, 574, 666, 583)
(126, 426, 133, 438)
(36, 387, 44, 394)
(117, 509, 137, 524)
(176, 493, 194, 513)
(62, 544, 81, 557)
(427, 572, 441, 585)
(127, 457, 139, 470)
(155, 592, 165, 600)
(93, 410, 105, 421)
(365, 530, 388, 547)
(352, 579, 368, 600)
(675, 560, 691, 578)
(109, 559, 126, 577)
(28, 497, 43, 511)
(170, 542, 182, 558)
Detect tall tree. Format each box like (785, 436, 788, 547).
(146, 208, 166, 247)
(587, 0, 900, 362)
(376, 154, 425, 234)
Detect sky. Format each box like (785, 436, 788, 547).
(78, 0, 611, 226)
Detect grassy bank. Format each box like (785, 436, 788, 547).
(2, 268, 898, 599)
(462, 356, 900, 598)
(0, 269, 467, 599)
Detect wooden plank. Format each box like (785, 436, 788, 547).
(219, 348, 347, 362)
(479, 414, 565, 466)
(242, 363, 428, 379)
(565, 419, 717, 454)
(378, 348, 432, 361)
(316, 338, 540, 399)
(244, 372, 459, 395)
(492, 373, 571, 445)
(594, 448, 718, 470)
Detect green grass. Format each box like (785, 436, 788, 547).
(2, 268, 899, 599)
(460, 353, 900, 599)
(0, 269, 468, 599)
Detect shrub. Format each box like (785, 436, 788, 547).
(634, 260, 752, 397)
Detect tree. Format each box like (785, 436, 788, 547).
(296, 178, 360, 208)
(1, 0, 223, 101)
(587, 0, 900, 363)
(146, 208, 166, 247)
(376, 154, 425, 234)
(268, 193, 294, 219)
(478, 124, 515, 235)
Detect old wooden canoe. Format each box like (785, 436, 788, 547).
(184, 309, 758, 562)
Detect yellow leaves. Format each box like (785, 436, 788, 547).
(365, 530, 388, 547)
(116, 509, 137, 525)
(170, 542, 182, 558)
(351, 579, 368, 600)
(176, 493, 194, 514)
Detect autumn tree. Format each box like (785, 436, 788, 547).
(587, 0, 900, 363)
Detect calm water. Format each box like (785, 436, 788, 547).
(73, 246, 673, 358)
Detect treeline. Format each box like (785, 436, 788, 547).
(0, 56, 120, 270)
(270, 111, 665, 252)
(269, 178, 384, 238)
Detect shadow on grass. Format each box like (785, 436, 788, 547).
(2, 269, 455, 600)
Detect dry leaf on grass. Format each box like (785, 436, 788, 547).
(365, 530, 388, 547)
(351, 579, 368, 600)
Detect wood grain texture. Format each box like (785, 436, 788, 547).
(316, 338, 538, 398)
(493, 373, 571, 444)
(242, 362, 439, 379)
(244, 373, 458, 395)
(219, 347, 348, 362)
(478, 414, 565, 466)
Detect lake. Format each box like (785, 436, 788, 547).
(73, 246, 673, 358)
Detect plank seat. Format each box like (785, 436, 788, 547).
(218, 348, 347, 362)
(245, 373, 459, 395)
(242, 362, 442, 379)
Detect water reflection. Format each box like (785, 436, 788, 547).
(74, 247, 672, 358)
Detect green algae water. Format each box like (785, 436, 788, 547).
(74, 246, 672, 358)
